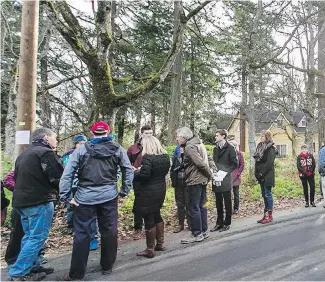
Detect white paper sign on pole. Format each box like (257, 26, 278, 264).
(15, 130, 31, 145)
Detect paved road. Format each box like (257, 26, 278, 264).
(2, 207, 324, 281)
(93, 213, 325, 281)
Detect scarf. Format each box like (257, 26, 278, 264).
(90, 136, 114, 144)
(253, 141, 274, 162)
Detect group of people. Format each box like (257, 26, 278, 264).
(1, 121, 324, 281)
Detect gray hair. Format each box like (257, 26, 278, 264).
(176, 127, 193, 140)
(31, 128, 55, 142)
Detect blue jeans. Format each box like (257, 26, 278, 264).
(260, 185, 273, 211)
(9, 202, 54, 278)
(187, 184, 208, 236)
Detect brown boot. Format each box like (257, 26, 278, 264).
(155, 221, 166, 251)
(136, 227, 156, 258)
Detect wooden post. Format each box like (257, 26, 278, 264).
(16, 0, 39, 154)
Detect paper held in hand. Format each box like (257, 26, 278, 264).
(213, 170, 227, 182)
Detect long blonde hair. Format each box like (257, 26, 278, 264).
(141, 136, 167, 155)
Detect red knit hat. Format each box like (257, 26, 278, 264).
(91, 121, 110, 134)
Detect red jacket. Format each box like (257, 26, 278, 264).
(232, 151, 245, 186)
(127, 142, 143, 168)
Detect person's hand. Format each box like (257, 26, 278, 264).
(69, 198, 79, 207)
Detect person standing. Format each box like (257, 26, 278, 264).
(134, 136, 170, 258)
(229, 140, 245, 215)
(297, 144, 316, 207)
(176, 127, 217, 244)
(170, 144, 189, 233)
(318, 142, 325, 201)
(8, 128, 64, 281)
(210, 130, 238, 232)
(254, 130, 276, 224)
(127, 125, 153, 234)
(61, 135, 99, 250)
(60, 121, 133, 280)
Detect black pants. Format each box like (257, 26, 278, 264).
(5, 208, 24, 265)
(143, 210, 163, 230)
(300, 176, 315, 203)
(133, 212, 143, 231)
(174, 184, 189, 227)
(215, 191, 232, 226)
(69, 197, 118, 280)
(232, 186, 239, 211)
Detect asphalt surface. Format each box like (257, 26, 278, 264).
(1, 204, 325, 281)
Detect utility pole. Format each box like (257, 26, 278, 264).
(15, 0, 39, 154)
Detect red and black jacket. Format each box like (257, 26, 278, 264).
(297, 152, 315, 177)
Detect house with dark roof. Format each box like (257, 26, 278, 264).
(227, 109, 320, 156)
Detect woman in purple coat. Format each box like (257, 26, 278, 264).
(229, 140, 245, 214)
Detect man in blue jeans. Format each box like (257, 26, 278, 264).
(176, 127, 217, 244)
(61, 135, 99, 250)
(60, 121, 133, 280)
(8, 128, 64, 281)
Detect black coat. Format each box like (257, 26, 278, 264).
(255, 146, 276, 187)
(13, 142, 64, 208)
(170, 154, 186, 189)
(133, 154, 170, 215)
(212, 142, 238, 192)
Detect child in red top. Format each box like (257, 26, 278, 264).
(297, 144, 316, 207)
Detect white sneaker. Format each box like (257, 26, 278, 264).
(203, 231, 209, 239)
(181, 233, 204, 244)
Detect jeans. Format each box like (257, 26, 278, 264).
(143, 211, 163, 230)
(260, 185, 273, 211)
(69, 197, 118, 280)
(175, 183, 189, 227)
(300, 176, 315, 203)
(9, 202, 54, 278)
(187, 184, 208, 236)
(215, 191, 232, 226)
(232, 186, 240, 211)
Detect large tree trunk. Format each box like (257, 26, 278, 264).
(4, 61, 19, 160)
(167, 0, 183, 145)
(317, 2, 325, 147)
(189, 36, 195, 132)
(134, 105, 142, 143)
(116, 106, 126, 145)
(39, 26, 52, 128)
(46, 0, 212, 130)
(247, 70, 256, 181)
(240, 62, 248, 152)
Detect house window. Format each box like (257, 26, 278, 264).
(300, 117, 306, 127)
(276, 144, 287, 157)
(277, 118, 284, 127)
(313, 142, 316, 153)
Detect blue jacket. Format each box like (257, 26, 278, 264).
(60, 137, 133, 205)
(172, 144, 181, 162)
(318, 146, 325, 173)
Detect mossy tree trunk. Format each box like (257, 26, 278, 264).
(45, 0, 213, 129)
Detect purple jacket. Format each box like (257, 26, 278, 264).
(232, 151, 244, 186)
(2, 171, 15, 191)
